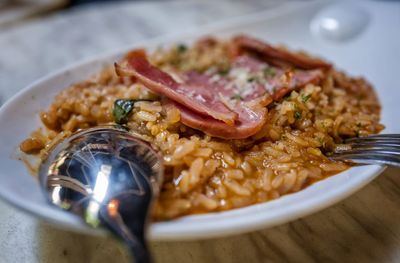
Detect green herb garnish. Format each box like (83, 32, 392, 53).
(177, 44, 187, 53)
(247, 77, 256, 82)
(263, 67, 276, 78)
(113, 99, 135, 124)
(284, 95, 291, 101)
(301, 94, 311, 103)
(318, 137, 326, 148)
(113, 99, 153, 124)
(231, 94, 243, 101)
(294, 111, 302, 120)
(219, 67, 230, 75)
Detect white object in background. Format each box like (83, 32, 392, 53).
(310, 3, 370, 42)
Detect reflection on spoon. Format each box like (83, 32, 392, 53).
(39, 126, 163, 263)
(310, 3, 370, 42)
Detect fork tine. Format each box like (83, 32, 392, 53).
(346, 134, 400, 143)
(333, 148, 400, 156)
(331, 134, 400, 167)
(367, 134, 400, 138)
(345, 144, 400, 151)
(349, 142, 400, 148)
(330, 152, 400, 167)
(346, 139, 400, 146)
(353, 134, 400, 139)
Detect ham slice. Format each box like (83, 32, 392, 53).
(165, 101, 267, 140)
(115, 45, 324, 139)
(232, 35, 331, 70)
(227, 56, 323, 101)
(115, 50, 237, 125)
(162, 56, 322, 139)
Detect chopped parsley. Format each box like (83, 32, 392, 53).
(247, 76, 256, 82)
(263, 67, 276, 78)
(219, 67, 230, 75)
(318, 137, 326, 148)
(301, 94, 311, 103)
(231, 94, 243, 101)
(294, 111, 302, 120)
(177, 44, 187, 53)
(113, 99, 153, 124)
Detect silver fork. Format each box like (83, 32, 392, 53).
(328, 134, 400, 167)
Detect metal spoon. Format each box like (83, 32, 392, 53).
(39, 126, 163, 263)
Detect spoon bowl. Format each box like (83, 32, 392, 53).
(39, 126, 163, 263)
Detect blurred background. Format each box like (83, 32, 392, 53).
(0, 0, 281, 102)
(0, 0, 142, 28)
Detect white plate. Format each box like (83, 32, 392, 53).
(0, 0, 398, 241)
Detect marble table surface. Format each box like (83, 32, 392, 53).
(1, 0, 400, 262)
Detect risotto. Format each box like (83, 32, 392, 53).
(20, 35, 383, 220)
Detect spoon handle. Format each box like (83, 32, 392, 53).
(100, 206, 153, 263)
(124, 235, 153, 263)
